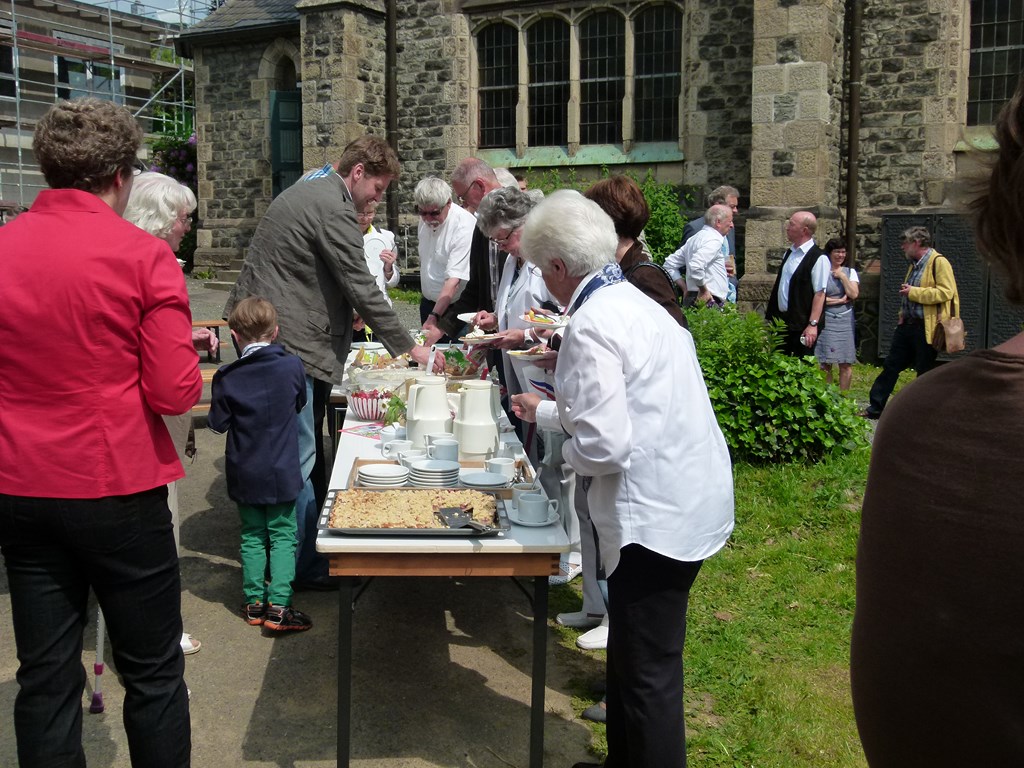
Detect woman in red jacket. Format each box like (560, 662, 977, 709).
(0, 99, 202, 767)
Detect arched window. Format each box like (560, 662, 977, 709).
(527, 17, 569, 147)
(477, 23, 518, 148)
(580, 11, 625, 145)
(634, 5, 681, 142)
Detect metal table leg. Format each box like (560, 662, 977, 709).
(337, 577, 354, 768)
(530, 574, 549, 768)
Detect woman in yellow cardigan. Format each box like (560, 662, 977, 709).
(862, 226, 959, 419)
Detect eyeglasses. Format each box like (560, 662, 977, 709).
(418, 208, 442, 217)
(490, 228, 517, 246)
(131, 159, 147, 177)
(453, 178, 480, 205)
(176, 212, 193, 226)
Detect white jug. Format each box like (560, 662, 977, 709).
(405, 376, 453, 447)
(453, 380, 500, 459)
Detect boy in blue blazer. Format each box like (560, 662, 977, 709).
(209, 297, 312, 632)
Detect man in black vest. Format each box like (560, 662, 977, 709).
(766, 211, 830, 356)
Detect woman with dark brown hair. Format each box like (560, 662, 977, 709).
(584, 175, 686, 327)
(814, 236, 860, 390)
(851, 75, 1024, 764)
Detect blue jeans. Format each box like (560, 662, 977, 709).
(0, 487, 191, 767)
(294, 374, 328, 583)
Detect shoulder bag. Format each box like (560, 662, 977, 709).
(930, 258, 965, 353)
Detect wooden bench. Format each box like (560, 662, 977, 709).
(192, 319, 229, 363)
(191, 367, 218, 416)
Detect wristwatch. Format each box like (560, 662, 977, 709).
(808, 319, 818, 327)
(429, 311, 441, 320)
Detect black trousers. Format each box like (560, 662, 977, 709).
(605, 544, 703, 768)
(780, 327, 814, 356)
(867, 321, 938, 416)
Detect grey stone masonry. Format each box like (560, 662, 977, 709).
(193, 41, 282, 266)
(299, 0, 388, 167)
(847, 0, 965, 262)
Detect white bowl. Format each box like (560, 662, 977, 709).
(348, 395, 386, 421)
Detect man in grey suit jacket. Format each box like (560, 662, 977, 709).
(226, 135, 438, 587)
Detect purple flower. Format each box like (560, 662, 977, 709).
(186, 163, 194, 172)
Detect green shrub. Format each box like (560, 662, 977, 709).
(636, 170, 686, 264)
(685, 306, 868, 463)
(521, 167, 687, 265)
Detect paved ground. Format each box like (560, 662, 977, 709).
(0, 279, 600, 768)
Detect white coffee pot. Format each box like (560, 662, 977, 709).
(453, 379, 500, 459)
(405, 376, 452, 447)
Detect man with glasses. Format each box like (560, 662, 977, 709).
(415, 176, 475, 342)
(432, 158, 505, 340)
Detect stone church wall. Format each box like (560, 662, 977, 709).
(193, 42, 278, 266)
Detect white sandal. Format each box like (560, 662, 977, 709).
(180, 632, 202, 655)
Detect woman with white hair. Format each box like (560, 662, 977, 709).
(125, 171, 215, 657)
(512, 190, 734, 768)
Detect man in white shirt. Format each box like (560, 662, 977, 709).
(511, 190, 734, 768)
(665, 203, 733, 307)
(765, 210, 831, 355)
(414, 176, 475, 340)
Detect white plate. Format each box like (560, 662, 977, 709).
(508, 349, 553, 362)
(457, 312, 478, 324)
(351, 341, 385, 351)
(357, 480, 408, 488)
(358, 465, 409, 479)
(521, 313, 567, 329)
(409, 459, 461, 473)
(507, 509, 560, 527)
(460, 471, 510, 487)
(459, 334, 501, 345)
(410, 478, 460, 487)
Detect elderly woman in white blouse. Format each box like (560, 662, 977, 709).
(125, 171, 214, 657)
(512, 190, 734, 768)
(470, 186, 559, 398)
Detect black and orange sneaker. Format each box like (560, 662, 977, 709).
(263, 604, 312, 632)
(242, 602, 266, 626)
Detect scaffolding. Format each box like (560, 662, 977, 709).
(0, 0, 199, 212)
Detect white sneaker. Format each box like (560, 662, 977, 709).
(180, 632, 202, 655)
(550, 561, 583, 586)
(556, 610, 604, 629)
(576, 615, 609, 650)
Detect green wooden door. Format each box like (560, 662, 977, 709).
(270, 90, 302, 198)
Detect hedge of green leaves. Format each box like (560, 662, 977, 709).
(685, 306, 868, 463)
(524, 167, 688, 263)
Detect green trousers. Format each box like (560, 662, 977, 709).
(237, 501, 297, 606)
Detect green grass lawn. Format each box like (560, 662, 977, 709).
(550, 359, 922, 767)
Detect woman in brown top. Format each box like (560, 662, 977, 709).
(584, 176, 686, 328)
(851, 74, 1024, 764)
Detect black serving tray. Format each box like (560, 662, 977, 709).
(317, 487, 510, 537)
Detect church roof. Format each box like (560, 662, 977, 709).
(176, 0, 298, 55)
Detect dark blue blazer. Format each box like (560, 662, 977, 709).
(208, 344, 307, 505)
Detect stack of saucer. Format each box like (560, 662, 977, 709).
(408, 459, 461, 487)
(357, 464, 409, 488)
(460, 471, 510, 490)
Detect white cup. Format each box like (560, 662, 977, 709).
(398, 449, 427, 468)
(518, 493, 558, 524)
(511, 482, 536, 510)
(426, 439, 459, 462)
(380, 424, 406, 443)
(424, 432, 452, 448)
(485, 457, 516, 480)
(381, 439, 413, 459)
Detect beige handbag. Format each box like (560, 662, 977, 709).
(932, 296, 965, 353)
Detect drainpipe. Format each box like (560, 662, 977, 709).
(385, 0, 398, 234)
(845, 0, 862, 263)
